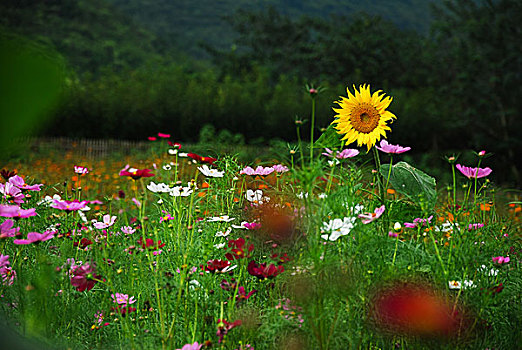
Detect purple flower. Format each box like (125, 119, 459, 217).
(322, 148, 360, 159)
(0, 182, 25, 204)
(0, 219, 20, 238)
(375, 140, 411, 154)
(456, 164, 492, 179)
(51, 199, 89, 212)
(0, 255, 10, 269)
(404, 216, 433, 228)
(0, 205, 37, 218)
(13, 231, 55, 245)
(358, 205, 385, 224)
(272, 164, 289, 173)
(8, 175, 43, 191)
(468, 223, 484, 230)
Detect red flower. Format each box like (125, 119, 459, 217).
(236, 286, 256, 303)
(74, 238, 93, 249)
(205, 259, 232, 273)
(148, 136, 157, 141)
(216, 319, 241, 343)
(119, 165, 154, 180)
(225, 238, 254, 260)
(247, 260, 284, 279)
(168, 141, 182, 148)
(70, 263, 100, 292)
(157, 133, 170, 138)
(137, 237, 165, 250)
(271, 253, 291, 264)
(187, 153, 217, 165)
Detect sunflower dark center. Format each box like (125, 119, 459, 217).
(350, 103, 380, 134)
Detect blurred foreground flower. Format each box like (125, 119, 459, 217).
(13, 231, 54, 245)
(119, 165, 154, 180)
(371, 282, 468, 337)
(70, 262, 101, 292)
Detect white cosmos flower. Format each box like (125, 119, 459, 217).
(208, 215, 235, 222)
(215, 227, 232, 237)
(231, 221, 249, 229)
(214, 242, 226, 249)
(38, 194, 62, 206)
(245, 189, 269, 205)
(320, 217, 356, 241)
(168, 149, 177, 155)
(162, 164, 172, 171)
(478, 265, 498, 276)
(448, 280, 475, 290)
(197, 165, 224, 178)
(147, 181, 171, 193)
(169, 186, 193, 197)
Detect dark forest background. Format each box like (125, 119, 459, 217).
(0, 0, 521, 184)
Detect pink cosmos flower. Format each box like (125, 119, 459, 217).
(358, 205, 386, 224)
(375, 140, 411, 154)
(0, 219, 20, 238)
(13, 231, 55, 245)
(74, 166, 90, 175)
(0, 182, 25, 204)
(240, 166, 274, 176)
(272, 164, 289, 173)
(70, 262, 100, 292)
(111, 293, 136, 306)
(404, 216, 433, 228)
(51, 199, 89, 212)
(93, 214, 117, 229)
(492, 256, 510, 264)
(148, 136, 157, 141)
(0, 255, 16, 286)
(456, 164, 492, 179)
(177, 342, 202, 350)
(0, 205, 37, 218)
(322, 148, 360, 159)
(8, 175, 43, 191)
(121, 226, 136, 235)
(158, 132, 170, 138)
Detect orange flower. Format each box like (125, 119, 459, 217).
(386, 188, 396, 195)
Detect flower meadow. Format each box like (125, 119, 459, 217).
(1, 86, 521, 350)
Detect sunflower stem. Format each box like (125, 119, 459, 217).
(372, 147, 384, 203)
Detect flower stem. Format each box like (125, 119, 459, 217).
(310, 97, 316, 166)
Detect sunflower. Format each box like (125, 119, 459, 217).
(332, 84, 396, 151)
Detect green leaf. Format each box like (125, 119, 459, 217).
(380, 161, 437, 208)
(314, 123, 343, 149)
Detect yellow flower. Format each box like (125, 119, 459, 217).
(332, 84, 396, 151)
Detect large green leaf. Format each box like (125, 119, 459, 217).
(380, 161, 437, 207)
(314, 123, 343, 149)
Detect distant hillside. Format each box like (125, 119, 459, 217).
(0, 0, 163, 73)
(106, 0, 441, 57)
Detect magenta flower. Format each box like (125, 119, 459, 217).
(121, 226, 136, 235)
(492, 256, 510, 264)
(375, 140, 411, 154)
(51, 199, 89, 212)
(70, 262, 100, 292)
(468, 223, 484, 230)
(8, 175, 43, 191)
(236, 286, 256, 303)
(111, 293, 136, 306)
(160, 211, 175, 223)
(93, 214, 117, 229)
(322, 148, 360, 159)
(13, 231, 54, 245)
(0, 255, 15, 286)
(456, 164, 492, 179)
(0, 219, 20, 238)
(158, 132, 171, 138)
(358, 205, 386, 224)
(272, 164, 289, 173)
(74, 166, 90, 175)
(119, 165, 155, 180)
(404, 216, 433, 228)
(177, 342, 202, 350)
(0, 205, 37, 218)
(0, 182, 25, 204)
